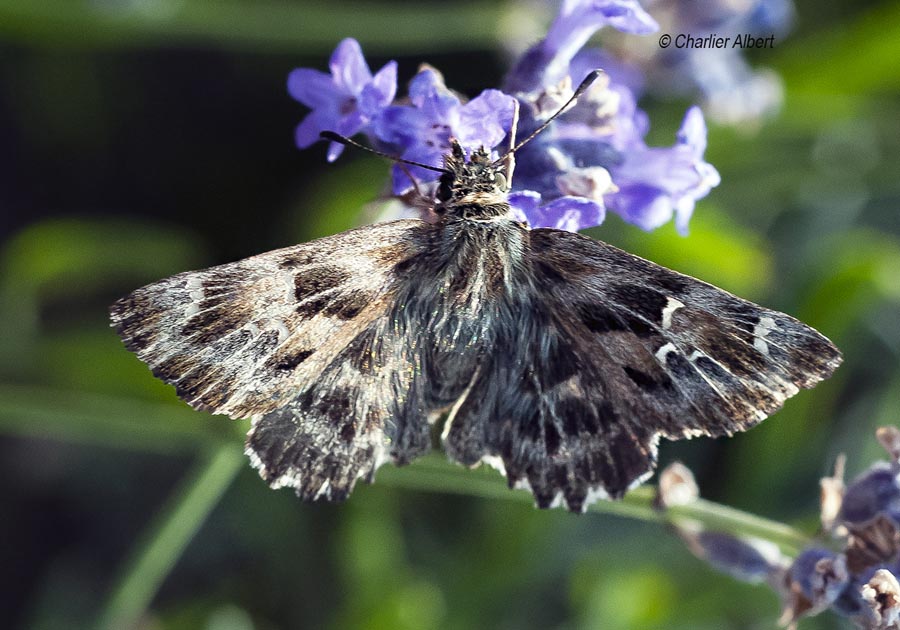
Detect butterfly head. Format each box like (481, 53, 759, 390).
(434, 139, 511, 220)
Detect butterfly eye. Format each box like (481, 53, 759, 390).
(494, 172, 508, 191)
(437, 173, 455, 202)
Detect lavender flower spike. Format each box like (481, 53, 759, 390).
(506, 0, 658, 93)
(288, 38, 397, 161)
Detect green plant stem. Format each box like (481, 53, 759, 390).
(94, 444, 244, 630)
(378, 456, 812, 554)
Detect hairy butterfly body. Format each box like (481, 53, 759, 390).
(111, 81, 841, 512)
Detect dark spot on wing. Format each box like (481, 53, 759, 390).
(596, 400, 618, 432)
(665, 351, 696, 381)
(323, 290, 374, 320)
(247, 330, 281, 363)
(267, 349, 315, 373)
(293, 267, 350, 302)
(608, 284, 668, 325)
(607, 431, 651, 498)
(152, 353, 194, 382)
(652, 273, 690, 295)
(295, 294, 332, 317)
(393, 255, 418, 275)
(623, 314, 655, 337)
(577, 303, 656, 338)
(278, 252, 315, 269)
(578, 303, 626, 333)
(340, 421, 356, 443)
(540, 334, 579, 388)
(181, 304, 251, 345)
(624, 366, 674, 393)
(307, 388, 354, 424)
(695, 355, 741, 387)
(704, 339, 768, 378)
(342, 328, 379, 376)
(544, 421, 561, 455)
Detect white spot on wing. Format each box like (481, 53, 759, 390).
(270, 319, 290, 344)
(655, 342, 677, 363)
(753, 316, 777, 356)
(661, 297, 685, 330)
(480, 455, 506, 476)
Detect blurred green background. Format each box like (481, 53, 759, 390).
(1, 1, 899, 628)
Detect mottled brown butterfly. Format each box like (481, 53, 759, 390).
(111, 73, 841, 512)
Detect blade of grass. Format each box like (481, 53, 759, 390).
(94, 443, 244, 630)
(0, 383, 243, 454)
(0, 0, 508, 53)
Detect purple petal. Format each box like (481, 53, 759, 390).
(326, 141, 345, 162)
(604, 107, 719, 233)
(287, 68, 340, 109)
(542, 196, 605, 230)
(596, 0, 659, 35)
(696, 531, 783, 583)
(369, 60, 398, 105)
(606, 184, 673, 231)
(329, 38, 372, 94)
(408, 69, 460, 120)
(839, 463, 900, 526)
(294, 110, 333, 149)
(546, 0, 659, 72)
(372, 105, 427, 147)
(508, 190, 542, 218)
(456, 89, 517, 149)
(677, 105, 708, 155)
(335, 109, 366, 138)
(390, 145, 445, 194)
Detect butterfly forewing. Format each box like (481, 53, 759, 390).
(112, 220, 452, 499)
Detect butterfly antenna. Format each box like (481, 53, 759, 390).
(501, 99, 520, 184)
(319, 131, 449, 173)
(494, 69, 604, 166)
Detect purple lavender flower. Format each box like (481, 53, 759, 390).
(693, 530, 785, 583)
(288, 38, 397, 161)
(495, 0, 719, 232)
(606, 106, 721, 234)
(288, 0, 720, 236)
(786, 548, 850, 617)
(373, 69, 516, 194)
(505, 0, 659, 94)
(508, 190, 605, 231)
(839, 463, 900, 526)
(665, 428, 900, 628)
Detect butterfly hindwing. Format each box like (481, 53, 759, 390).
(245, 317, 433, 500)
(442, 227, 841, 512)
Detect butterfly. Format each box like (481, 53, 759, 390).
(110, 72, 841, 512)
